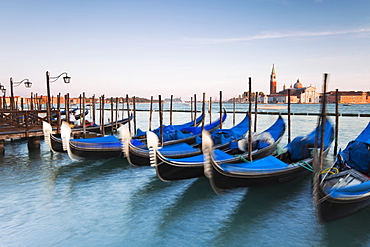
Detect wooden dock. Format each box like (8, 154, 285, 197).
(0, 110, 54, 139)
(0, 109, 60, 152)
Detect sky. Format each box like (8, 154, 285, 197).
(0, 0, 369, 100)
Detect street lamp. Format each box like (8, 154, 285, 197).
(46, 71, 71, 123)
(10, 77, 32, 110)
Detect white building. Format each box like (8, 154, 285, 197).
(268, 79, 320, 103)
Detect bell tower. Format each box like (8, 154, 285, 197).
(270, 64, 277, 94)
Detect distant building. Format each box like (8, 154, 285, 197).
(267, 65, 320, 103)
(268, 79, 320, 103)
(226, 95, 247, 103)
(268, 94, 299, 104)
(326, 91, 370, 104)
(261, 95, 268, 104)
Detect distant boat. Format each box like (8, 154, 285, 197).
(258, 105, 287, 110)
(343, 103, 352, 106)
(164, 97, 183, 103)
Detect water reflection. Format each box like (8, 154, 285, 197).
(325, 209, 370, 246)
(211, 177, 315, 244)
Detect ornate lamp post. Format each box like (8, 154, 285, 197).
(46, 71, 71, 123)
(10, 77, 32, 110)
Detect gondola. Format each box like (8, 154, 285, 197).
(314, 122, 370, 223)
(52, 107, 78, 117)
(72, 115, 133, 133)
(146, 115, 285, 181)
(134, 113, 204, 139)
(74, 110, 89, 120)
(61, 121, 123, 160)
(122, 110, 228, 166)
(52, 109, 88, 122)
(43, 121, 64, 153)
(43, 116, 132, 153)
(203, 118, 334, 194)
(44, 131, 104, 153)
(134, 110, 225, 145)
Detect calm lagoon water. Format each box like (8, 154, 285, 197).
(1, 103, 370, 247)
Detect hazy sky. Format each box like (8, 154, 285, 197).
(1, 0, 369, 100)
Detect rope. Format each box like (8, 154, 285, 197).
(275, 145, 286, 155)
(321, 167, 339, 175)
(297, 161, 314, 172)
(234, 154, 249, 163)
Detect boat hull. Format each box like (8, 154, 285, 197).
(49, 132, 104, 153)
(316, 186, 370, 224)
(155, 138, 281, 181)
(208, 159, 311, 191)
(315, 168, 370, 223)
(207, 148, 329, 193)
(50, 134, 64, 152)
(73, 118, 131, 134)
(127, 125, 223, 166)
(127, 142, 227, 167)
(69, 145, 123, 159)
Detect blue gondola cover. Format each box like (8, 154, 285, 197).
(339, 122, 370, 173)
(286, 119, 334, 161)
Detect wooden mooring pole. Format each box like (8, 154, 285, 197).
(334, 89, 339, 156)
(170, 95, 173, 125)
(115, 97, 119, 130)
(79, 94, 82, 126)
(110, 97, 114, 133)
(101, 95, 105, 136)
(288, 89, 291, 143)
(57, 93, 61, 134)
(82, 93, 86, 136)
(65, 93, 70, 124)
(30, 92, 34, 110)
(190, 97, 193, 121)
(126, 94, 131, 134)
(219, 91, 222, 129)
(133, 96, 137, 136)
(193, 94, 197, 126)
(159, 95, 163, 145)
(233, 97, 236, 127)
(209, 97, 212, 124)
(149, 96, 153, 131)
(254, 92, 258, 132)
(319, 73, 329, 169)
(248, 77, 252, 161)
(202, 92, 206, 130)
(92, 95, 96, 124)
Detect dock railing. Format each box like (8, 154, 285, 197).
(0, 109, 59, 139)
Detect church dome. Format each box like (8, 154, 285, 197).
(294, 79, 303, 89)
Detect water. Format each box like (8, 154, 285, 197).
(1, 104, 370, 246)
